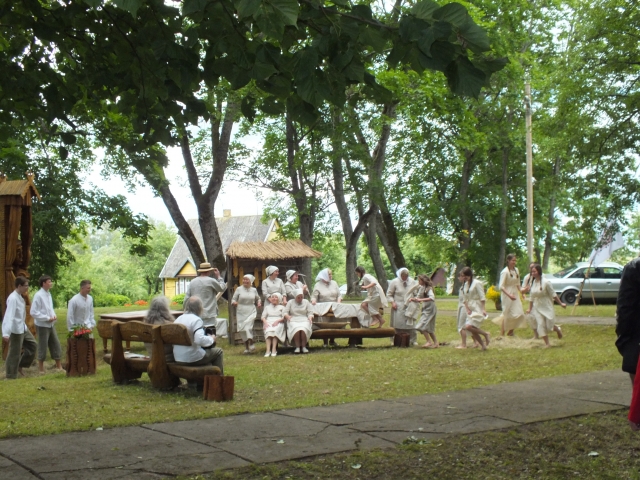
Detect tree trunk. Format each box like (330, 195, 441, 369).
(452, 150, 474, 293)
(364, 211, 388, 291)
(496, 146, 509, 285)
(376, 211, 398, 273)
(543, 156, 562, 271)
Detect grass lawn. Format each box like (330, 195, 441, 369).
(434, 297, 617, 317)
(0, 305, 620, 439)
(189, 410, 639, 480)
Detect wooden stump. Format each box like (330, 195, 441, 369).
(203, 375, 234, 401)
(393, 333, 410, 348)
(66, 338, 97, 376)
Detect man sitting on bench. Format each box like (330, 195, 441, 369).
(174, 297, 224, 377)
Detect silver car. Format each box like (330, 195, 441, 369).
(545, 261, 624, 305)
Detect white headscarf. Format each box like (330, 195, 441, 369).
(270, 292, 283, 303)
(396, 268, 409, 280)
(266, 265, 278, 276)
(293, 288, 304, 299)
(286, 270, 297, 281)
(243, 274, 255, 285)
(316, 268, 331, 283)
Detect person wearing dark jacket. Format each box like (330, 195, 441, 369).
(616, 257, 640, 383)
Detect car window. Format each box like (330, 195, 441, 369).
(569, 267, 598, 279)
(554, 264, 578, 278)
(601, 267, 622, 279)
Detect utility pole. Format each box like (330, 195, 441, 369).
(525, 79, 534, 263)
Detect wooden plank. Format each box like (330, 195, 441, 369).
(310, 328, 396, 339)
(119, 321, 153, 343)
(159, 323, 193, 346)
(99, 310, 183, 321)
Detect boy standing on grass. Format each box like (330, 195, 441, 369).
(2, 276, 37, 379)
(31, 275, 63, 373)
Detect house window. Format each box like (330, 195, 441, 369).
(176, 277, 192, 295)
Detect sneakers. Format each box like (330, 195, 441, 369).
(302, 347, 309, 354)
(294, 347, 301, 354)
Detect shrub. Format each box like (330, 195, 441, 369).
(93, 293, 132, 307)
(171, 294, 185, 306)
(433, 286, 447, 297)
(134, 299, 149, 306)
(486, 285, 501, 302)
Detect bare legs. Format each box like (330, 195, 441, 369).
(293, 331, 309, 353)
(456, 329, 468, 349)
(421, 331, 439, 348)
(542, 325, 563, 347)
(465, 325, 490, 351)
(264, 337, 278, 356)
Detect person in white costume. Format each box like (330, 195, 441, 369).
(497, 254, 527, 337)
(284, 270, 308, 302)
(459, 267, 490, 351)
(283, 289, 314, 354)
(520, 262, 539, 339)
(262, 266, 286, 305)
(66, 279, 95, 332)
(355, 266, 387, 328)
(527, 264, 565, 347)
(232, 274, 261, 354)
(261, 293, 287, 357)
(387, 267, 417, 345)
(2, 276, 37, 379)
(409, 274, 439, 348)
(311, 268, 342, 347)
(30, 275, 63, 373)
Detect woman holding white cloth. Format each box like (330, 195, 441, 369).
(527, 264, 565, 347)
(387, 267, 416, 344)
(284, 289, 314, 354)
(232, 274, 261, 354)
(355, 266, 387, 328)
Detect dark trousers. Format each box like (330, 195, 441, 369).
(6, 330, 37, 379)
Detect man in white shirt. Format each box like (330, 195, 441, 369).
(31, 275, 63, 373)
(185, 262, 226, 331)
(174, 296, 224, 377)
(2, 276, 37, 379)
(67, 279, 95, 332)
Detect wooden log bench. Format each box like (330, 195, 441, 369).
(310, 327, 396, 340)
(98, 310, 183, 353)
(103, 320, 221, 390)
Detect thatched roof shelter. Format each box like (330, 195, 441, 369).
(226, 239, 322, 260)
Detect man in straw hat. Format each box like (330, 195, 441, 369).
(185, 262, 227, 329)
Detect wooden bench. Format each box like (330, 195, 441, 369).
(103, 320, 221, 390)
(310, 327, 396, 340)
(98, 310, 183, 353)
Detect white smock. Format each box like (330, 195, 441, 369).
(284, 297, 313, 340)
(232, 285, 260, 342)
(529, 278, 558, 337)
(387, 269, 416, 329)
(261, 303, 287, 343)
(462, 279, 486, 328)
(498, 267, 527, 330)
(360, 273, 387, 318)
(414, 287, 437, 333)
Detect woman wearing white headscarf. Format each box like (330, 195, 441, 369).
(285, 270, 308, 301)
(283, 289, 314, 354)
(311, 268, 342, 346)
(262, 265, 286, 305)
(261, 292, 287, 357)
(232, 274, 261, 354)
(355, 266, 387, 327)
(387, 267, 417, 344)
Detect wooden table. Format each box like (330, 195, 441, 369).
(98, 310, 183, 352)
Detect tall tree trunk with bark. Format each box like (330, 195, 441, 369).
(376, 211, 398, 273)
(496, 146, 510, 285)
(543, 156, 562, 271)
(364, 211, 389, 291)
(452, 150, 474, 293)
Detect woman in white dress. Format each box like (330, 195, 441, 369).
(355, 266, 387, 327)
(283, 289, 314, 354)
(498, 254, 526, 337)
(527, 263, 565, 347)
(261, 293, 287, 357)
(410, 274, 439, 348)
(387, 267, 417, 344)
(232, 274, 261, 354)
(520, 262, 539, 339)
(459, 267, 490, 350)
(311, 268, 342, 346)
(262, 265, 286, 305)
(285, 270, 308, 301)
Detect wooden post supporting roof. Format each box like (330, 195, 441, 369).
(0, 173, 40, 334)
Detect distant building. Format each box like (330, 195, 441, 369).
(159, 210, 278, 298)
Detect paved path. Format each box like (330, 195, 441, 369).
(0, 370, 631, 479)
(438, 310, 616, 325)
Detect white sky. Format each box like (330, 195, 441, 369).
(87, 145, 266, 226)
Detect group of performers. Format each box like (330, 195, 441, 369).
(231, 255, 565, 357)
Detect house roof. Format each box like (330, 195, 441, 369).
(159, 215, 276, 278)
(0, 174, 40, 199)
(226, 239, 322, 260)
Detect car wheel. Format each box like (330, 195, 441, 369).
(561, 290, 579, 305)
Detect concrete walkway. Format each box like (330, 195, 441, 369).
(0, 369, 631, 479)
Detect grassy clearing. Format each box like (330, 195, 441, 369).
(188, 410, 639, 480)
(0, 305, 619, 439)
(434, 298, 617, 317)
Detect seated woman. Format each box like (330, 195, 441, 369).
(355, 266, 387, 327)
(284, 289, 314, 354)
(143, 296, 175, 362)
(261, 293, 287, 357)
(173, 296, 224, 374)
(232, 274, 261, 354)
(311, 268, 342, 347)
(285, 270, 308, 302)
